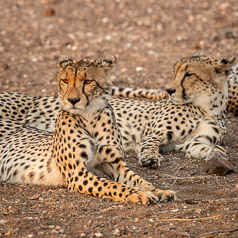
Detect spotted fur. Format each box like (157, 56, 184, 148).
(0, 55, 235, 169)
(227, 64, 238, 115)
(111, 64, 238, 117)
(0, 55, 175, 204)
(111, 86, 168, 100)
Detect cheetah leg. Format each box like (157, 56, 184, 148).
(66, 166, 161, 205)
(176, 138, 227, 161)
(56, 140, 161, 204)
(137, 134, 166, 169)
(96, 145, 175, 202)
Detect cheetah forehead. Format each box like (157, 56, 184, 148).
(57, 55, 116, 85)
(174, 54, 235, 73)
(174, 55, 218, 70)
(58, 54, 116, 71)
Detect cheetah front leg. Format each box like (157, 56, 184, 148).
(137, 133, 167, 169)
(176, 121, 227, 161)
(96, 145, 175, 202)
(55, 135, 164, 204)
(66, 166, 161, 205)
(176, 137, 227, 161)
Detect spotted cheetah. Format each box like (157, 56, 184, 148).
(0, 55, 235, 169)
(112, 63, 238, 117)
(0, 55, 175, 204)
(227, 64, 238, 115)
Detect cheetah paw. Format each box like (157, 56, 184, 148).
(205, 147, 228, 161)
(128, 190, 160, 205)
(138, 154, 164, 169)
(153, 189, 176, 203)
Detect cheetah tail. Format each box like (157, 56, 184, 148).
(111, 86, 169, 100)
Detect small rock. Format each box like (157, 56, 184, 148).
(95, 232, 103, 237)
(0, 63, 9, 71)
(212, 35, 220, 42)
(184, 200, 198, 205)
(204, 157, 235, 176)
(105, 35, 111, 40)
(136, 66, 144, 72)
(113, 229, 120, 236)
(29, 194, 40, 200)
(225, 31, 236, 39)
(44, 8, 55, 16)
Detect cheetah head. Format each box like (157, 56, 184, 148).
(57, 54, 116, 115)
(166, 54, 235, 113)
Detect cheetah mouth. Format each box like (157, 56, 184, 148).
(169, 97, 193, 105)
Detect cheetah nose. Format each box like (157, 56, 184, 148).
(166, 88, 176, 95)
(68, 98, 80, 106)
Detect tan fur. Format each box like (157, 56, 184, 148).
(0, 54, 235, 169)
(0, 55, 175, 204)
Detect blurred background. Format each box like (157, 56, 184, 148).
(0, 0, 237, 96)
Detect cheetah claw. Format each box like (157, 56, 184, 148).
(153, 189, 176, 203)
(138, 155, 163, 169)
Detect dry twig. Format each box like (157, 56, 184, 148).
(157, 214, 221, 222)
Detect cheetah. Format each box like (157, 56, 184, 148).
(227, 64, 238, 115)
(112, 62, 238, 117)
(0, 54, 175, 204)
(0, 55, 235, 169)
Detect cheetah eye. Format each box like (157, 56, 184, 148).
(85, 80, 93, 84)
(61, 79, 68, 84)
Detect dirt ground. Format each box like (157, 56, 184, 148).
(0, 0, 238, 237)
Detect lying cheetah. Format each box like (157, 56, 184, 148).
(0, 55, 175, 204)
(112, 63, 238, 117)
(0, 55, 235, 169)
(227, 64, 238, 115)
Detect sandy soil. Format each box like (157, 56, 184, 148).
(0, 0, 238, 237)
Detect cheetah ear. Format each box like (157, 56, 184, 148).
(216, 56, 236, 74)
(220, 56, 235, 66)
(101, 54, 117, 74)
(57, 55, 73, 68)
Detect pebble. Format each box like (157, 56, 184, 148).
(136, 66, 144, 72)
(44, 8, 55, 16)
(32, 57, 38, 62)
(134, 218, 139, 223)
(125, 43, 132, 48)
(102, 17, 108, 23)
(105, 35, 112, 40)
(29, 194, 40, 200)
(0, 63, 9, 71)
(95, 232, 103, 237)
(113, 229, 120, 236)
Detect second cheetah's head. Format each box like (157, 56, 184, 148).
(166, 54, 235, 113)
(57, 54, 116, 115)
